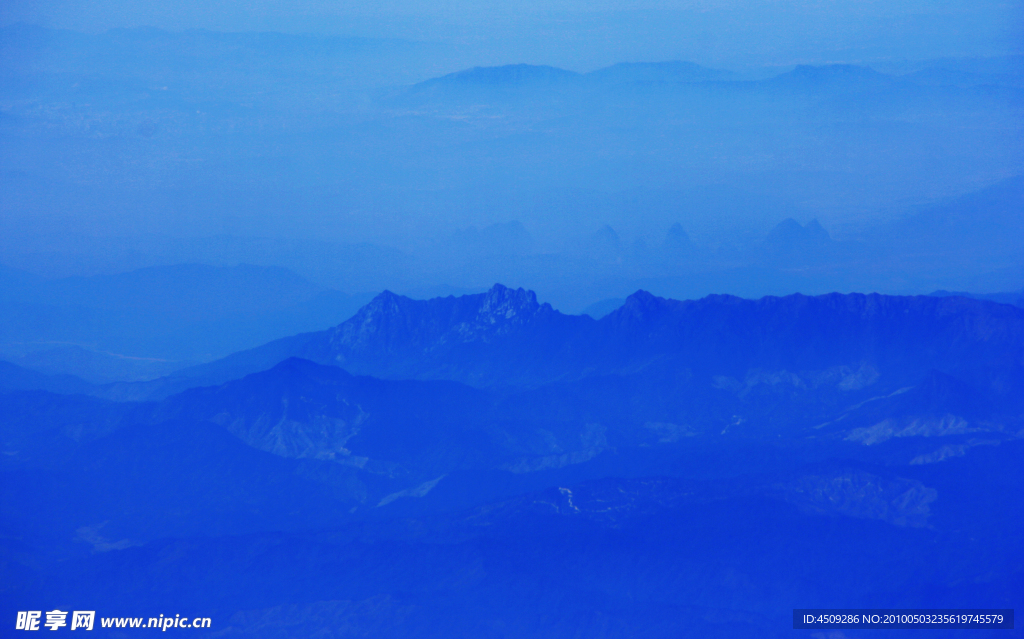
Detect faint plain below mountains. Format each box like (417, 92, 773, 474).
(0, 263, 372, 378)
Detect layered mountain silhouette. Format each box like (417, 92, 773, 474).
(4, 25, 1023, 636)
(3, 284, 1023, 637)
(153, 284, 1023, 396)
(9, 285, 1015, 500)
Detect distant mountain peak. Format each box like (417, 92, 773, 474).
(625, 289, 659, 304)
(594, 224, 620, 241)
(360, 289, 408, 319)
(478, 284, 541, 323)
(664, 223, 692, 248)
(803, 218, 829, 239)
(765, 218, 831, 245)
(321, 283, 556, 371)
(772, 217, 803, 233)
(610, 290, 670, 324)
(371, 288, 403, 304)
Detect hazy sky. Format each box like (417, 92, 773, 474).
(1, 0, 1022, 304)
(3, 0, 1022, 69)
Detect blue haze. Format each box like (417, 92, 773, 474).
(1, 1, 1023, 637)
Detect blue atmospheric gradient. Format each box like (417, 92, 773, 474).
(0, 0, 1022, 637)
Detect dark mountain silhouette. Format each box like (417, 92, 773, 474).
(4, 284, 1023, 637)
(403, 64, 584, 104)
(72, 289, 1015, 494)
(111, 285, 1024, 406)
(310, 285, 581, 385)
(316, 286, 1024, 396)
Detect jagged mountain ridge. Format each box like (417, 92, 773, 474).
(141, 284, 590, 395)
(5, 289, 1023, 637)
(115, 284, 1024, 404)
(314, 285, 587, 385)
(313, 285, 1024, 393)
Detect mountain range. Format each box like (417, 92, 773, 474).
(110, 283, 1023, 399)
(2, 285, 1023, 637)
(3, 23, 1023, 636)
